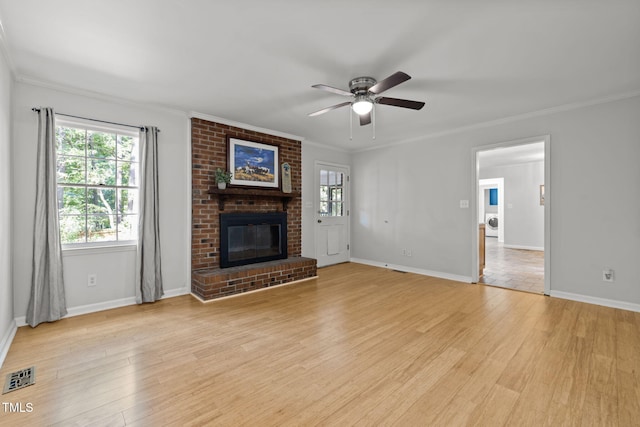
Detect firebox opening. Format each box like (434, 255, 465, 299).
(220, 212, 287, 268)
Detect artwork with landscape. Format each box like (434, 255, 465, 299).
(228, 137, 279, 188)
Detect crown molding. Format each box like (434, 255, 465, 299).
(16, 75, 188, 117)
(353, 89, 640, 153)
(188, 111, 305, 142)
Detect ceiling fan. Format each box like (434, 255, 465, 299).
(308, 71, 425, 129)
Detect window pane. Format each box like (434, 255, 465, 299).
(117, 161, 139, 187)
(87, 188, 116, 215)
(332, 202, 343, 216)
(118, 189, 138, 214)
(88, 131, 116, 159)
(320, 169, 328, 186)
(87, 215, 116, 242)
(332, 187, 343, 202)
(319, 201, 329, 216)
(56, 127, 85, 156)
(320, 186, 329, 202)
(329, 171, 336, 186)
(118, 135, 139, 162)
(87, 159, 116, 186)
(57, 156, 85, 184)
(58, 186, 86, 215)
(118, 214, 138, 240)
(59, 215, 86, 243)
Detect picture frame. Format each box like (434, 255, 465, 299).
(227, 137, 279, 188)
(540, 184, 545, 206)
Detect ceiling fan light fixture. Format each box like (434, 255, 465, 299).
(352, 96, 373, 115)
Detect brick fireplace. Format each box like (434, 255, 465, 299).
(191, 118, 317, 300)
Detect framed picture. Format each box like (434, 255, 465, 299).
(227, 137, 279, 188)
(540, 184, 545, 206)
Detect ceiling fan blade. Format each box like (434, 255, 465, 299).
(308, 101, 352, 117)
(311, 84, 353, 97)
(377, 97, 425, 110)
(368, 71, 411, 94)
(359, 112, 372, 126)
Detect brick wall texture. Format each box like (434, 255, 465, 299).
(191, 118, 315, 300)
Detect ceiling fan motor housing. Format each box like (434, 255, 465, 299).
(349, 77, 377, 95)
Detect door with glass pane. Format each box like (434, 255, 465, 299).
(315, 163, 350, 267)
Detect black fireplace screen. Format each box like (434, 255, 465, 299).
(220, 212, 287, 268)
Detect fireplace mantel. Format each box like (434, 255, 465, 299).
(208, 187, 301, 211)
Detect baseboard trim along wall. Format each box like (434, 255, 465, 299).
(14, 287, 190, 327)
(503, 244, 544, 251)
(550, 290, 640, 313)
(0, 320, 18, 369)
(350, 258, 473, 283)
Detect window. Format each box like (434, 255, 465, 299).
(319, 169, 344, 217)
(56, 120, 139, 246)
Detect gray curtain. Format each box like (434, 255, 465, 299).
(26, 107, 68, 327)
(136, 126, 163, 303)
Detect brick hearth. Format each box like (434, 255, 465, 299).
(192, 257, 317, 300)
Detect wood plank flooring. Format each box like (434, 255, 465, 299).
(1, 263, 638, 426)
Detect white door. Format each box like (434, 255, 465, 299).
(315, 163, 350, 267)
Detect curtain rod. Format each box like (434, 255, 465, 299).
(31, 108, 160, 132)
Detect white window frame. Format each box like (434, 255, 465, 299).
(56, 117, 140, 250)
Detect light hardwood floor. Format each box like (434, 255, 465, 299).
(1, 263, 638, 426)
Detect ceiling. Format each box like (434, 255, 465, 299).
(1, 0, 639, 150)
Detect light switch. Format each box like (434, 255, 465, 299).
(460, 200, 469, 208)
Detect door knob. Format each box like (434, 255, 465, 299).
(317, 219, 322, 223)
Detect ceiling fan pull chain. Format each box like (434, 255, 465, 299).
(372, 105, 376, 140)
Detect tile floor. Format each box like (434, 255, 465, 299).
(478, 237, 544, 294)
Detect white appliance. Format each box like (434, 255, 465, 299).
(485, 213, 499, 237)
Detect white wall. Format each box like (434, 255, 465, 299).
(12, 82, 190, 319)
(480, 161, 544, 249)
(0, 47, 15, 364)
(351, 95, 640, 306)
(301, 141, 351, 260)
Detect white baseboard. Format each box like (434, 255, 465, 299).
(15, 287, 190, 327)
(550, 290, 640, 313)
(350, 258, 472, 283)
(503, 244, 544, 251)
(0, 319, 18, 369)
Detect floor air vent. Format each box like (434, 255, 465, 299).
(3, 366, 36, 394)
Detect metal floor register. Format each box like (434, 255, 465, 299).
(3, 366, 36, 394)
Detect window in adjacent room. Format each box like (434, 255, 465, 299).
(55, 120, 139, 246)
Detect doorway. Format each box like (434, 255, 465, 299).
(315, 162, 350, 267)
(471, 136, 550, 295)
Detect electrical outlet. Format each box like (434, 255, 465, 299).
(88, 274, 97, 287)
(602, 269, 614, 283)
(406, 250, 412, 257)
